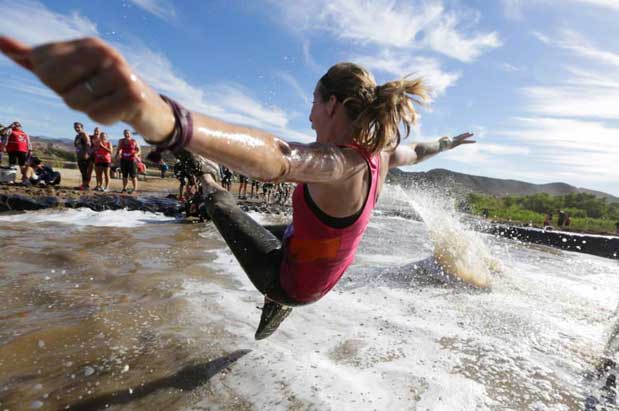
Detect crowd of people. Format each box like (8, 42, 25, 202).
(73, 123, 147, 193)
(1, 120, 292, 210)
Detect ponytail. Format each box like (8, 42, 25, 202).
(319, 63, 428, 155)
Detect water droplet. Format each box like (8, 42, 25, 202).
(122, 364, 130, 373)
(37, 340, 45, 348)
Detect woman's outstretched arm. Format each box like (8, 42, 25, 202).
(388, 133, 475, 169)
(0, 36, 366, 184)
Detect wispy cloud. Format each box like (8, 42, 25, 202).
(499, 62, 523, 72)
(128, 0, 176, 20)
(0, 75, 60, 100)
(271, 0, 501, 63)
(526, 29, 619, 119)
(495, 117, 619, 183)
(350, 51, 460, 97)
(0, 0, 98, 44)
(302, 41, 322, 73)
(274, 72, 311, 105)
(533, 29, 619, 66)
(568, 0, 619, 11)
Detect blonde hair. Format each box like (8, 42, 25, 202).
(318, 62, 428, 155)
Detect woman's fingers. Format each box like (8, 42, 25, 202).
(83, 88, 142, 125)
(453, 132, 476, 145)
(31, 37, 125, 94)
(62, 64, 131, 111)
(0, 36, 34, 70)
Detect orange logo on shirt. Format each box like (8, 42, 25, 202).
(288, 236, 341, 262)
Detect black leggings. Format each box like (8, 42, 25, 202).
(77, 158, 90, 184)
(204, 189, 306, 306)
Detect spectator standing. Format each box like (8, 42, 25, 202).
(557, 209, 566, 228)
(0, 123, 11, 164)
(220, 165, 232, 191)
(173, 158, 189, 201)
(159, 161, 168, 178)
(93, 131, 113, 191)
(250, 179, 259, 199)
(238, 173, 248, 199)
(5, 121, 31, 182)
(73, 122, 91, 190)
(115, 129, 140, 193)
(87, 126, 101, 187)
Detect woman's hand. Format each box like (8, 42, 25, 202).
(0, 36, 174, 143)
(439, 132, 476, 151)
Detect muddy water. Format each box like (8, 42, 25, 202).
(0, 210, 252, 411)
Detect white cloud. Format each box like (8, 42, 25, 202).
(0, 0, 98, 44)
(271, 0, 501, 63)
(302, 41, 322, 73)
(534, 29, 619, 66)
(526, 30, 619, 119)
(128, 0, 176, 20)
(0, 75, 59, 100)
(275, 71, 311, 105)
(522, 84, 619, 119)
(499, 62, 523, 72)
(495, 117, 619, 184)
(568, 0, 619, 11)
(351, 52, 460, 97)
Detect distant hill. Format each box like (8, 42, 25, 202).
(387, 168, 619, 202)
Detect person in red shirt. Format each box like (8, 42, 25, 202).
(93, 131, 113, 191)
(114, 129, 141, 194)
(5, 121, 31, 182)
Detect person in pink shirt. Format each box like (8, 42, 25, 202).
(0, 36, 475, 339)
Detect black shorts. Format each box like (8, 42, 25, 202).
(120, 158, 137, 178)
(95, 162, 111, 168)
(239, 175, 248, 183)
(8, 151, 27, 166)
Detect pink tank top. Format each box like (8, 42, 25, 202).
(279, 144, 380, 303)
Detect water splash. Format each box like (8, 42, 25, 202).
(384, 184, 500, 288)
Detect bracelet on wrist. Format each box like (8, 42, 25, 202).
(145, 95, 194, 163)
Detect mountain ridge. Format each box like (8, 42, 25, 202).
(388, 168, 619, 202)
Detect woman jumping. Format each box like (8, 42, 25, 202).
(0, 36, 475, 339)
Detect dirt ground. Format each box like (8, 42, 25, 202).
(0, 166, 248, 199)
(55, 167, 180, 194)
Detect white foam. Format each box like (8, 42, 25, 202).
(0, 208, 175, 227)
(178, 190, 619, 410)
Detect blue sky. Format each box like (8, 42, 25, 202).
(1, 0, 618, 195)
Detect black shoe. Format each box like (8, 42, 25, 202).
(255, 300, 292, 340)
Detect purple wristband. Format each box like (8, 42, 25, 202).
(147, 95, 193, 154)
